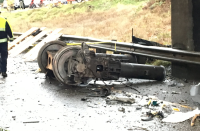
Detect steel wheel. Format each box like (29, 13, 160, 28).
(52, 46, 81, 85)
(37, 40, 66, 73)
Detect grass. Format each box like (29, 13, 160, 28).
(147, 60, 171, 67)
(1, 0, 171, 44)
(0, 127, 8, 131)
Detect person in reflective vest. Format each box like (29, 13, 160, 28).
(0, 12, 13, 77)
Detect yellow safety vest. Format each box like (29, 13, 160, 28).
(0, 16, 13, 43)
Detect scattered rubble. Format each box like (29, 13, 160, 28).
(118, 107, 125, 113)
(191, 114, 200, 126)
(23, 121, 39, 123)
(107, 96, 135, 104)
(167, 80, 185, 87)
(171, 91, 181, 94)
(190, 83, 200, 103)
(162, 108, 200, 123)
(0, 56, 199, 130)
(0, 80, 4, 84)
(172, 107, 180, 112)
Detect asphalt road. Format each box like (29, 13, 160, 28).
(0, 55, 199, 131)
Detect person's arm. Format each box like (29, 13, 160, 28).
(5, 21, 14, 41)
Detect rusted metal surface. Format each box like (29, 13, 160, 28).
(46, 51, 56, 70)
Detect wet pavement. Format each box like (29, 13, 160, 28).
(0, 56, 200, 131)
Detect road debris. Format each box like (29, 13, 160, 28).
(172, 91, 181, 94)
(131, 126, 149, 131)
(141, 116, 153, 121)
(172, 107, 180, 112)
(81, 98, 88, 101)
(167, 80, 184, 87)
(167, 80, 177, 87)
(191, 114, 200, 126)
(162, 91, 168, 94)
(118, 107, 125, 113)
(141, 111, 164, 121)
(147, 100, 151, 106)
(87, 103, 99, 108)
(190, 83, 200, 103)
(87, 87, 111, 97)
(177, 83, 185, 87)
(162, 104, 172, 114)
(12, 116, 16, 120)
(107, 96, 135, 104)
(151, 101, 159, 106)
(162, 108, 200, 123)
(0, 80, 4, 84)
(136, 106, 142, 110)
(23, 121, 39, 123)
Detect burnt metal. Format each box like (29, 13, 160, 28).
(132, 35, 170, 47)
(31, 29, 42, 36)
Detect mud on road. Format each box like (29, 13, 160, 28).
(0, 55, 200, 131)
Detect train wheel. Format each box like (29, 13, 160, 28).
(52, 46, 81, 85)
(37, 40, 66, 73)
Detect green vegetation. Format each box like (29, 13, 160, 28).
(0, 0, 3, 3)
(148, 60, 171, 67)
(1, 0, 171, 45)
(0, 127, 8, 131)
(3, 0, 148, 22)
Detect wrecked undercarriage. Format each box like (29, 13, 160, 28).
(37, 41, 166, 85)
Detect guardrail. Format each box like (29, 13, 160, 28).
(13, 32, 200, 65)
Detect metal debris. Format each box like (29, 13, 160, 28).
(136, 106, 142, 110)
(118, 107, 125, 113)
(190, 83, 200, 103)
(177, 83, 185, 87)
(162, 91, 168, 94)
(167, 80, 177, 87)
(87, 87, 111, 97)
(0, 80, 4, 84)
(107, 96, 135, 104)
(81, 98, 88, 101)
(171, 91, 181, 94)
(141, 111, 164, 121)
(23, 121, 39, 123)
(167, 80, 185, 87)
(141, 112, 154, 121)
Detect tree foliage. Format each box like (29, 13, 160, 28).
(0, 0, 4, 4)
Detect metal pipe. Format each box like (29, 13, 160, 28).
(120, 63, 166, 81)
